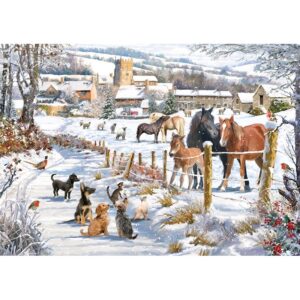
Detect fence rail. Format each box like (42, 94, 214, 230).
(94, 133, 278, 212)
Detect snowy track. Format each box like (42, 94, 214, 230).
(5, 147, 168, 255)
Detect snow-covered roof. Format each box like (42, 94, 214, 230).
(174, 89, 232, 97)
(147, 84, 170, 94)
(115, 85, 145, 100)
(39, 80, 94, 92)
(157, 82, 173, 90)
(141, 99, 149, 108)
(260, 84, 290, 98)
(237, 92, 254, 103)
(133, 75, 158, 82)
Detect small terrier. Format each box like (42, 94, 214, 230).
(115, 202, 138, 239)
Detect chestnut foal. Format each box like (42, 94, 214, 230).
(169, 134, 204, 189)
(219, 115, 266, 192)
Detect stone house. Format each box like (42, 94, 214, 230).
(233, 93, 254, 112)
(174, 89, 232, 110)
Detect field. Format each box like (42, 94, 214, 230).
(1, 108, 295, 255)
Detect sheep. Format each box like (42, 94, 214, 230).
(116, 127, 127, 140)
(110, 123, 117, 134)
(97, 121, 106, 131)
(82, 122, 91, 129)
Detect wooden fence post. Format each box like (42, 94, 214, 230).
(105, 148, 110, 168)
(138, 153, 142, 166)
(112, 150, 117, 167)
(124, 152, 135, 179)
(163, 150, 168, 187)
(119, 153, 124, 166)
(259, 124, 278, 210)
(151, 151, 156, 169)
(203, 141, 213, 213)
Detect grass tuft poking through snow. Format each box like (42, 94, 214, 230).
(186, 229, 218, 247)
(234, 217, 260, 235)
(162, 202, 203, 227)
(168, 241, 183, 254)
(138, 183, 160, 196)
(94, 171, 102, 180)
(158, 193, 174, 207)
(198, 249, 211, 256)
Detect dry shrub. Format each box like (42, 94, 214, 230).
(162, 203, 202, 226)
(158, 193, 174, 207)
(94, 172, 102, 180)
(234, 217, 260, 235)
(138, 183, 160, 196)
(198, 249, 210, 256)
(168, 241, 183, 253)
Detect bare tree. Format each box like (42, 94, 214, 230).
(0, 44, 13, 117)
(13, 44, 64, 124)
(191, 44, 300, 187)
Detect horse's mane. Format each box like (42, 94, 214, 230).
(189, 111, 202, 134)
(232, 121, 244, 141)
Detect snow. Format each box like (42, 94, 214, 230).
(237, 92, 254, 103)
(1, 108, 296, 255)
(175, 89, 232, 97)
(133, 75, 158, 82)
(115, 85, 145, 100)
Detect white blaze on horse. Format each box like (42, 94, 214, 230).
(149, 112, 185, 143)
(219, 115, 266, 192)
(169, 134, 204, 189)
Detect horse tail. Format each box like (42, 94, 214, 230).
(179, 118, 185, 136)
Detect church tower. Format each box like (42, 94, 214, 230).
(113, 58, 133, 86)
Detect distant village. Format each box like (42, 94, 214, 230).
(12, 57, 292, 118)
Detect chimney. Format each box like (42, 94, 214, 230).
(60, 77, 64, 84)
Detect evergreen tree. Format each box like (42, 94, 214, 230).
(148, 98, 158, 114)
(163, 92, 177, 115)
(101, 90, 115, 119)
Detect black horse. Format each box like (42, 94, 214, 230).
(136, 116, 169, 143)
(186, 107, 250, 190)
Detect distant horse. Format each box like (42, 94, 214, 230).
(219, 115, 266, 192)
(136, 116, 169, 143)
(149, 112, 185, 143)
(183, 109, 192, 117)
(186, 107, 250, 190)
(233, 108, 241, 115)
(169, 134, 204, 189)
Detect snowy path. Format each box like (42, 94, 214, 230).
(5, 147, 168, 255)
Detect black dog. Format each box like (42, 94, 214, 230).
(74, 182, 96, 224)
(51, 173, 80, 201)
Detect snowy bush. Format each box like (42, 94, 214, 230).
(0, 199, 48, 255)
(261, 200, 300, 256)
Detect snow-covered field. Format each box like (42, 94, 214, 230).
(1, 109, 295, 255)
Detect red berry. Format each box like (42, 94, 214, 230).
(287, 222, 295, 231)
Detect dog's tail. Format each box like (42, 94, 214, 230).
(80, 229, 89, 236)
(129, 233, 138, 240)
(51, 174, 56, 181)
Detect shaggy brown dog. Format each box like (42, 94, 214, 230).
(80, 203, 110, 236)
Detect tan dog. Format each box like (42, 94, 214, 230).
(132, 196, 149, 220)
(80, 203, 110, 236)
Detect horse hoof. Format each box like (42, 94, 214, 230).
(245, 185, 251, 192)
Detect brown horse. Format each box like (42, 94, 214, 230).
(149, 112, 185, 143)
(169, 134, 204, 189)
(136, 116, 169, 143)
(219, 115, 266, 192)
